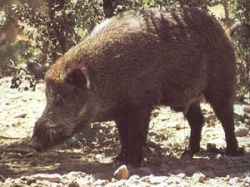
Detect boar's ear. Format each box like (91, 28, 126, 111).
(65, 69, 91, 89)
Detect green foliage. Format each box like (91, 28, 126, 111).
(1, 0, 103, 66)
(233, 0, 250, 98)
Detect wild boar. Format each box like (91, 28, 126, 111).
(29, 8, 242, 166)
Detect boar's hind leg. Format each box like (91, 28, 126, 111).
(114, 105, 152, 166)
(204, 86, 241, 155)
(182, 102, 205, 158)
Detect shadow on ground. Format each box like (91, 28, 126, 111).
(1, 122, 249, 180)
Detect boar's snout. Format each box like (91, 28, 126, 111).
(30, 117, 82, 152)
(28, 136, 46, 152)
(29, 119, 54, 152)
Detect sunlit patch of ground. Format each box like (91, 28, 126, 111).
(208, 4, 226, 19)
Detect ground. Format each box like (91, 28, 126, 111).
(0, 77, 250, 187)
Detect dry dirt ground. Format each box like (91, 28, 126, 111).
(0, 77, 250, 187)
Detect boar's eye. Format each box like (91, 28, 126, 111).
(65, 69, 87, 90)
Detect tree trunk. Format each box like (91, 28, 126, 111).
(222, 0, 230, 26)
(103, 0, 113, 18)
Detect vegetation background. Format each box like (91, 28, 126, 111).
(0, 0, 249, 99)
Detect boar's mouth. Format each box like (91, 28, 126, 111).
(29, 135, 49, 152)
(29, 118, 88, 152)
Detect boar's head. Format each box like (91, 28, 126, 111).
(29, 64, 102, 151)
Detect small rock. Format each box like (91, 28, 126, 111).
(68, 181, 80, 187)
(244, 106, 250, 113)
(126, 175, 141, 185)
(244, 177, 250, 184)
(95, 153, 105, 160)
(32, 173, 61, 183)
(116, 179, 127, 186)
(114, 165, 129, 180)
(229, 177, 242, 185)
(235, 127, 249, 137)
(27, 178, 36, 185)
(192, 172, 206, 183)
(175, 124, 181, 130)
(11, 122, 22, 127)
(224, 175, 230, 181)
(94, 179, 109, 186)
(244, 182, 250, 187)
(148, 175, 168, 184)
(51, 182, 64, 187)
(141, 175, 150, 182)
(63, 171, 86, 180)
(15, 113, 27, 118)
(129, 175, 140, 181)
(216, 154, 222, 159)
(20, 176, 28, 181)
(177, 172, 186, 179)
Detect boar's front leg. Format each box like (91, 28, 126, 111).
(114, 105, 152, 166)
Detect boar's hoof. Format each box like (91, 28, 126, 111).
(180, 149, 196, 160)
(226, 147, 245, 156)
(28, 139, 46, 152)
(115, 152, 142, 167)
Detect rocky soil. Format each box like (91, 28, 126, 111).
(0, 77, 250, 187)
